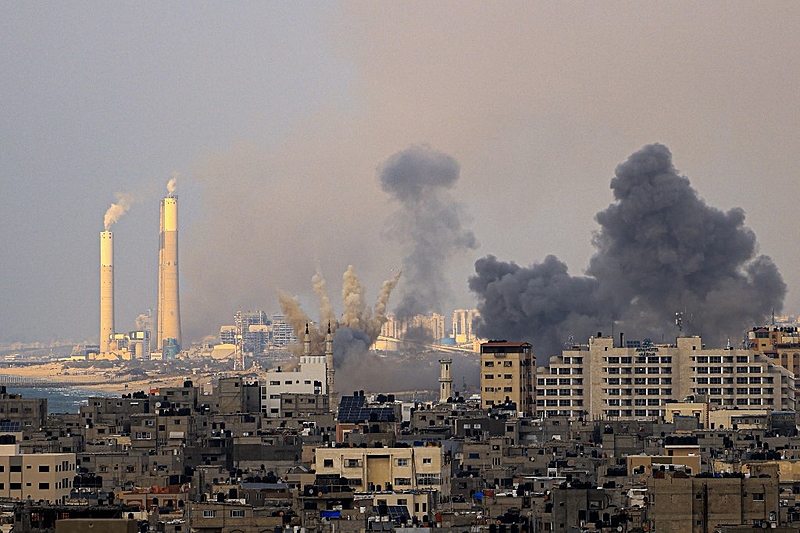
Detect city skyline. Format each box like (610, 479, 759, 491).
(2, 4, 800, 344)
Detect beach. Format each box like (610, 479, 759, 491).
(0, 361, 198, 396)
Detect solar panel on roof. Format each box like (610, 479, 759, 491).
(0, 421, 20, 432)
(373, 505, 411, 524)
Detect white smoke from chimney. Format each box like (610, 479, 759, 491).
(167, 172, 179, 196)
(104, 192, 133, 230)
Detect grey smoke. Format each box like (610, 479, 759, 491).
(379, 145, 478, 319)
(334, 325, 479, 395)
(470, 144, 786, 359)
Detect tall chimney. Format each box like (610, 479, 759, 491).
(157, 196, 181, 351)
(100, 231, 114, 353)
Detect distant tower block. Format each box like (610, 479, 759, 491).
(439, 358, 453, 403)
(99, 231, 114, 354)
(157, 196, 181, 350)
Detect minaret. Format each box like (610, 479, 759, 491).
(439, 358, 453, 403)
(157, 195, 181, 351)
(325, 323, 334, 389)
(99, 231, 114, 354)
(303, 323, 311, 356)
(325, 323, 336, 409)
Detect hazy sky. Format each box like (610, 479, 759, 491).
(2, 2, 799, 344)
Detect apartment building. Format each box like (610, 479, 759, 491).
(647, 464, 781, 532)
(259, 355, 327, 417)
(0, 388, 47, 431)
(313, 444, 450, 497)
(452, 309, 479, 344)
(536, 335, 795, 420)
(480, 341, 534, 416)
(0, 438, 76, 503)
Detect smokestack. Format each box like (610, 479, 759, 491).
(100, 231, 114, 354)
(157, 196, 181, 352)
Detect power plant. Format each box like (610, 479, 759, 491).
(99, 230, 114, 354)
(157, 194, 182, 354)
(94, 186, 181, 360)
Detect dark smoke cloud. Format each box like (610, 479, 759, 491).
(471, 144, 786, 359)
(379, 145, 478, 318)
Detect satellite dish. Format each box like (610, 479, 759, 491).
(155, 402, 162, 408)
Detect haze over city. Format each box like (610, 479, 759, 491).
(2, 3, 799, 354)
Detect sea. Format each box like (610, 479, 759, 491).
(4, 386, 115, 414)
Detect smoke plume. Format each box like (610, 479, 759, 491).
(378, 145, 478, 319)
(312, 266, 336, 328)
(103, 192, 133, 230)
(470, 144, 786, 359)
(167, 172, 178, 196)
(279, 265, 400, 357)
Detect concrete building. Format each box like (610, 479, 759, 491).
(259, 353, 327, 417)
(379, 313, 447, 344)
(0, 437, 76, 503)
(750, 325, 800, 389)
(647, 465, 781, 532)
(480, 341, 534, 416)
(220, 311, 270, 355)
(313, 443, 450, 497)
(536, 334, 795, 420)
(452, 309, 479, 344)
(0, 388, 47, 431)
(269, 314, 297, 349)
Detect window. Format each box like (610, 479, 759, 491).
(416, 473, 441, 485)
(10, 465, 21, 473)
(394, 477, 411, 486)
(484, 361, 494, 367)
(230, 510, 245, 518)
(396, 458, 409, 466)
(38, 482, 49, 490)
(203, 510, 217, 518)
(753, 493, 765, 501)
(9, 483, 20, 490)
(422, 458, 432, 464)
(38, 465, 50, 473)
(323, 459, 333, 467)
